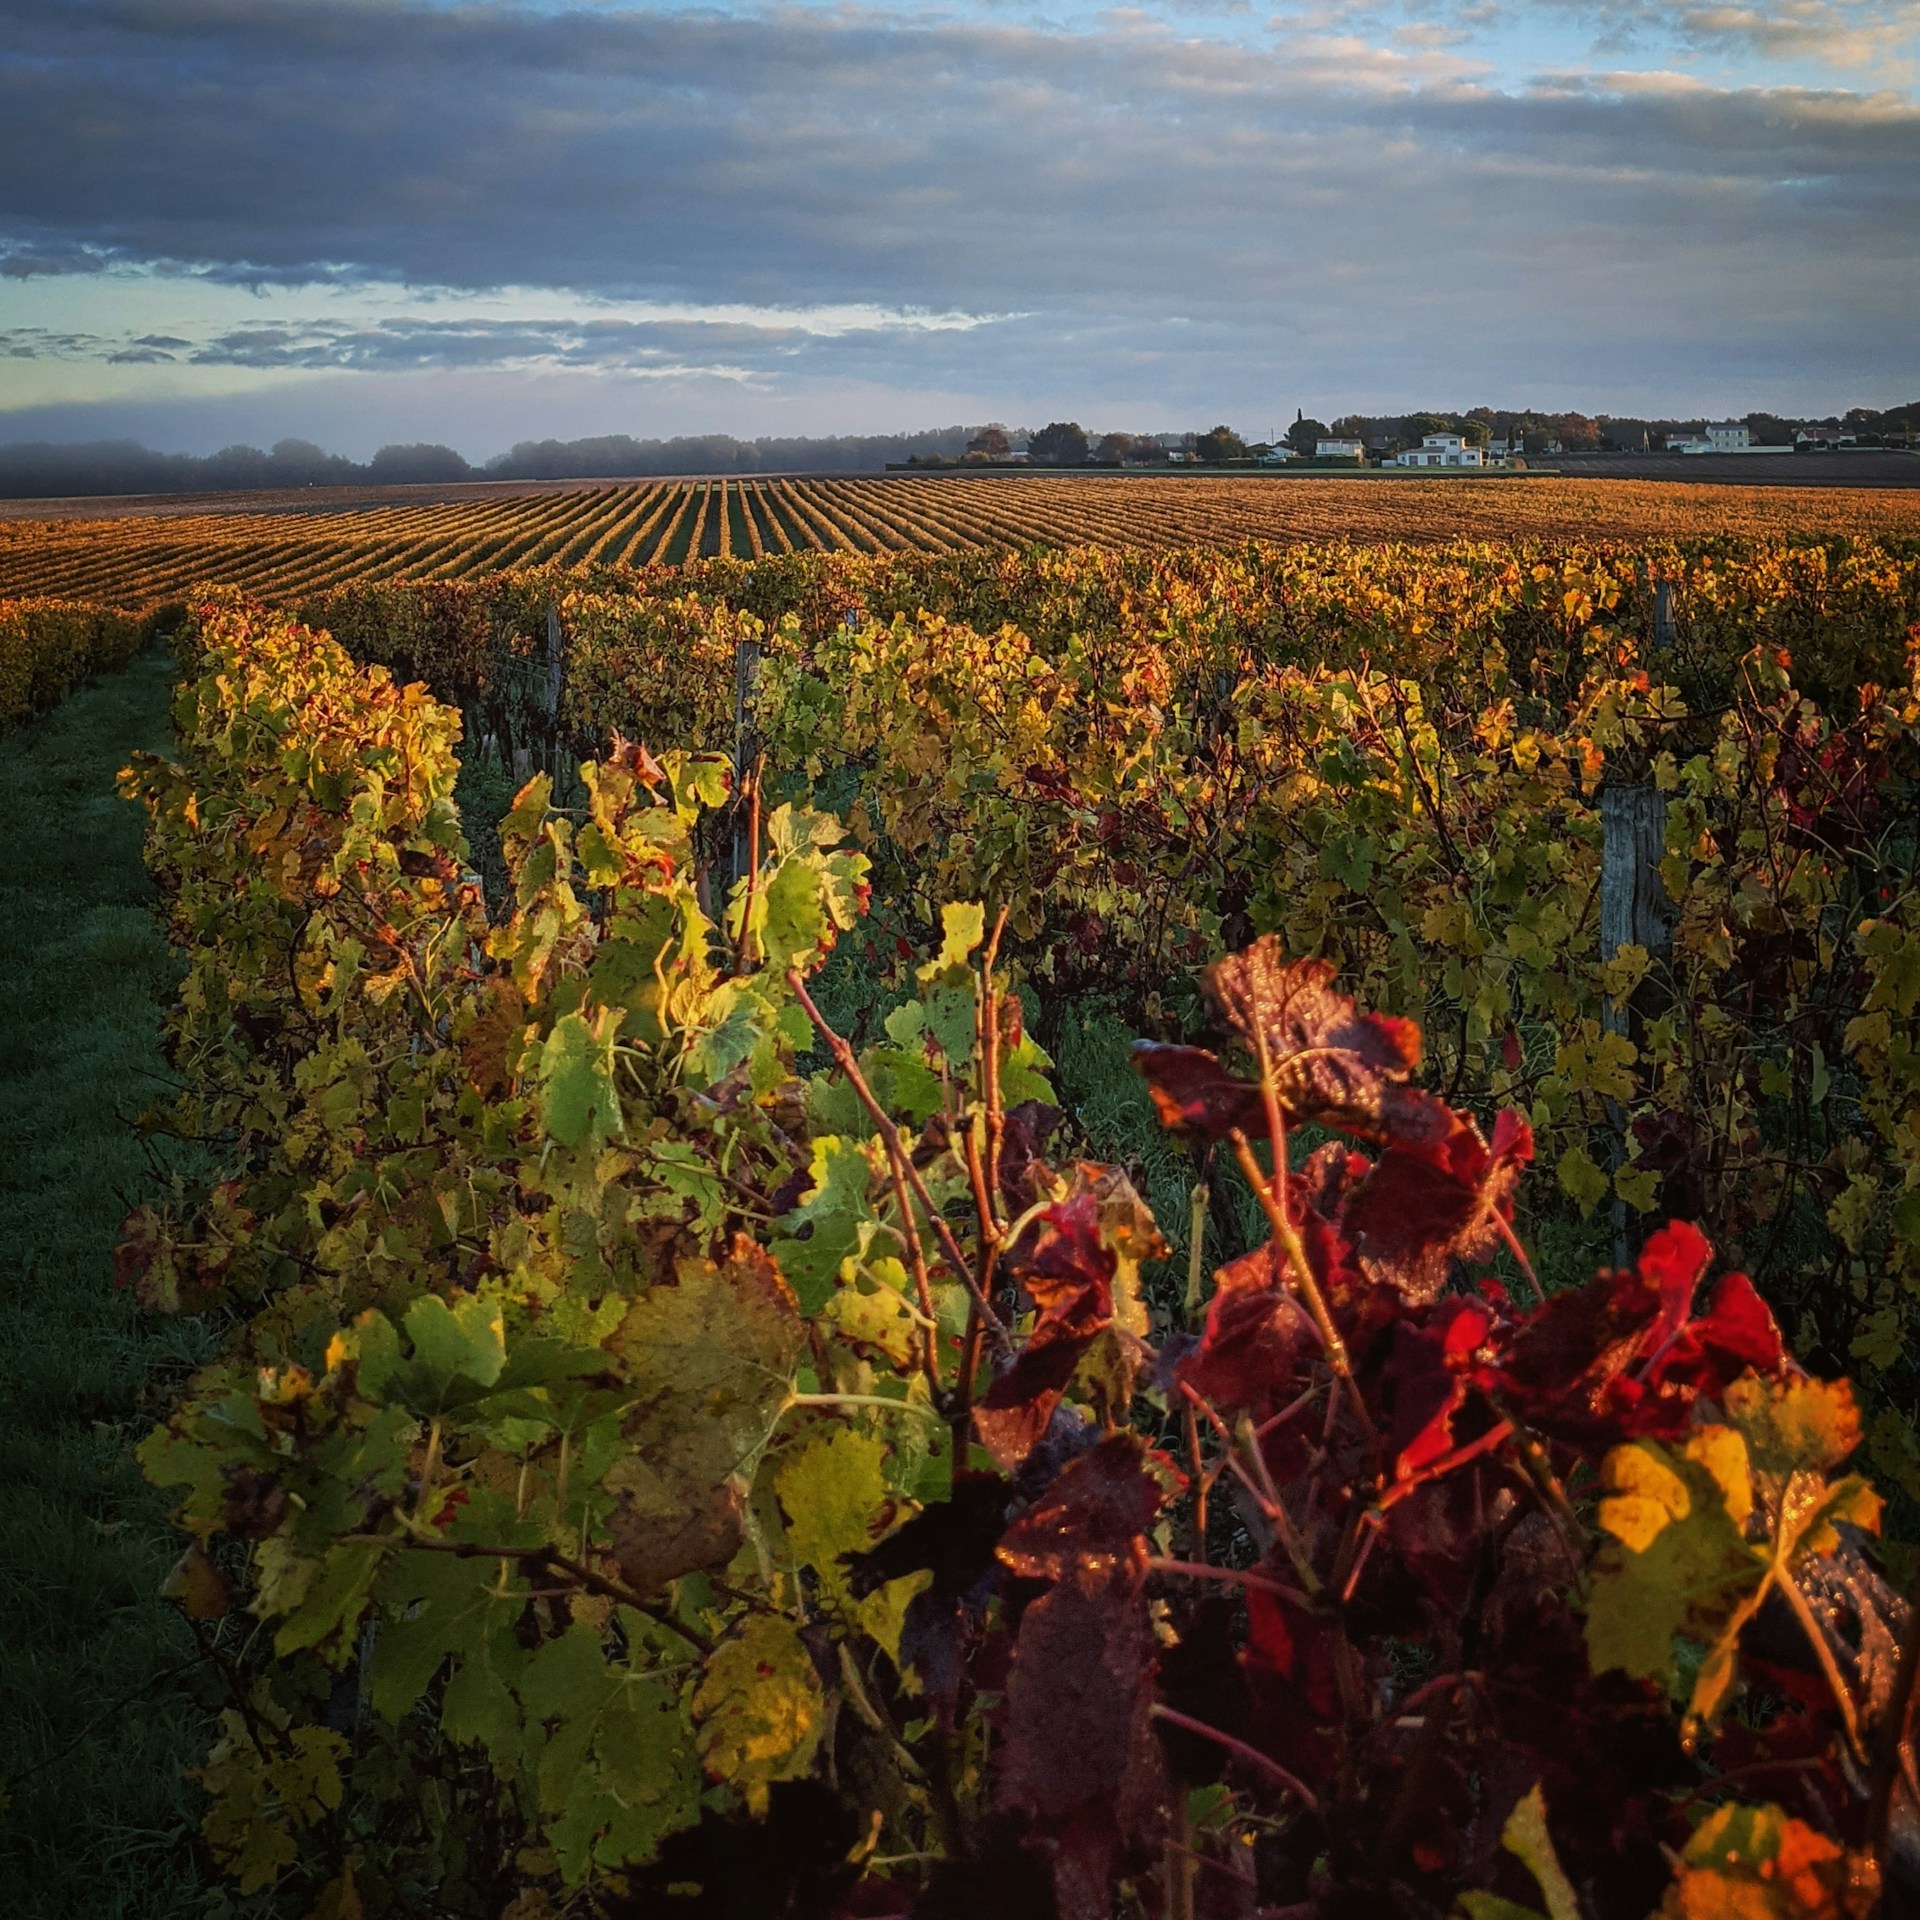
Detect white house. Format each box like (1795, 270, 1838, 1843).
(1674, 423, 1787, 455)
(1315, 438, 1366, 460)
(1256, 446, 1296, 466)
(1392, 432, 1486, 469)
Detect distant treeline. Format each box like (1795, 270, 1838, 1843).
(6, 403, 1919, 500)
(1327, 403, 1920, 453)
(489, 430, 977, 479)
(0, 429, 984, 499)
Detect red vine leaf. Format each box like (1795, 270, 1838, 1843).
(1500, 1221, 1786, 1446)
(974, 1192, 1122, 1470)
(974, 1320, 1106, 1472)
(1176, 1244, 1315, 1416)
(1129, 1042, 1265, 1142)
(998, 1099, 1063, 1206)
(1006, 1189, 1118, 1312)
(1345, 1107, 1533, 1300)
(1199, 943, 1424, 1135)
(1000, 1577, 1166, 1920)
(997, 1433, 1170, 1583)
(606, 730, 668, 790)
(998, 1434, 1170, 1920)
(1379, 1296, 1501, 1478)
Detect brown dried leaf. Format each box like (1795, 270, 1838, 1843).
(607, 1475, 746, 1597)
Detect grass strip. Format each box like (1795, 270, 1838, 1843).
(0, 646, 218, 1918)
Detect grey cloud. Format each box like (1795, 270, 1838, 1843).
(0, 304, 1009, 382)
(172, 312, 952, 374)
(1547, 0, 1920, 66)
(0, 0, 1916, 409)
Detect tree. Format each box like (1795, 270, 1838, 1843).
(965, 425, 1012, 461)
(1091, 433, 1134, 465)
(1285, 417, 1330, 456)
(1459, 419, 1492, 448)
(368, 443, 472, 485)
(1193, 424, 1246, 465)
(1557, 413, 1603, 451)
(1028, 422, 1090, 468)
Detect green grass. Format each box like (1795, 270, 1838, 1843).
(0, 648, 220, 1918)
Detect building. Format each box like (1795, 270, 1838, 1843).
(1315, 438, 1366, 460)
(1672, 423, 1787, 455)
(1256, 446, 1296, 465)
(1391, 432, 1486, 469)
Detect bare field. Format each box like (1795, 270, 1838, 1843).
(3, 472, 1917, 604)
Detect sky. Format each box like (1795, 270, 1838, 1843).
(2, 0, 1917, 457)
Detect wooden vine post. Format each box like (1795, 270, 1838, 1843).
(541, 599, 568, 785)
(1598, 575, 1676, 1263)
(732, 633, 763, 887)
(544, 600, 565, 714)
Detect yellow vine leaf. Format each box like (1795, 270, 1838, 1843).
(693, 1615, 824, 1815)
(1656, 1802, 1877, 1918)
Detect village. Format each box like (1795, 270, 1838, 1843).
(900, 408, 1920, 470)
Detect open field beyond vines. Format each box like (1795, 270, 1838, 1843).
(6, 472, 1920, 604)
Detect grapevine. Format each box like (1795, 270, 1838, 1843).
(121, 592, 1919, 1916)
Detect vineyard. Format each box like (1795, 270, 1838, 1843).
(0, 597, 150, 729)
(43, 529, 1910, 1917)
(5, 472, 1920, 605)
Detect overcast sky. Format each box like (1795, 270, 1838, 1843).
(3, 0, 1916, 456)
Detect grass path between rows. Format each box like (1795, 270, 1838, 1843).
(0, 647, 217, 1918)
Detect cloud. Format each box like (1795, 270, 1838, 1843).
(1549, 0, 1920, 72)
(0, 0, 1915, 427)
(0, 295, 1018, 382)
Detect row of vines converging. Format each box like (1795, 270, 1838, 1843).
(121, 591, 1920, 1917)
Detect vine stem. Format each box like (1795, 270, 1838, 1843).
(783, 1390, 943, 1423)
(1228, 1122, 1380, 1457)
(1373, 1421, 1516, 1512)
(788, 969, 1012, 1359)
(1149, 1706, 1321, 1813)
(340, 1532, 714, 1657)
(956, 1121, 997, 1447)
(1779, 1567, 1867, 1768)
(1146, 1557, 1311, 1608)
(732, 754, 764, 973)
(1869, 1572, 1920, 1865)
(1181, 1383, 1320, 1595)
(787, 973, 945, 1397)
(981, 902, 1011, 1221)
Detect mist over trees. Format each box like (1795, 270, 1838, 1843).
(0, 427, 982, 499)
(2, 403, 1917, 499)
(0, 437, 466, 499)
